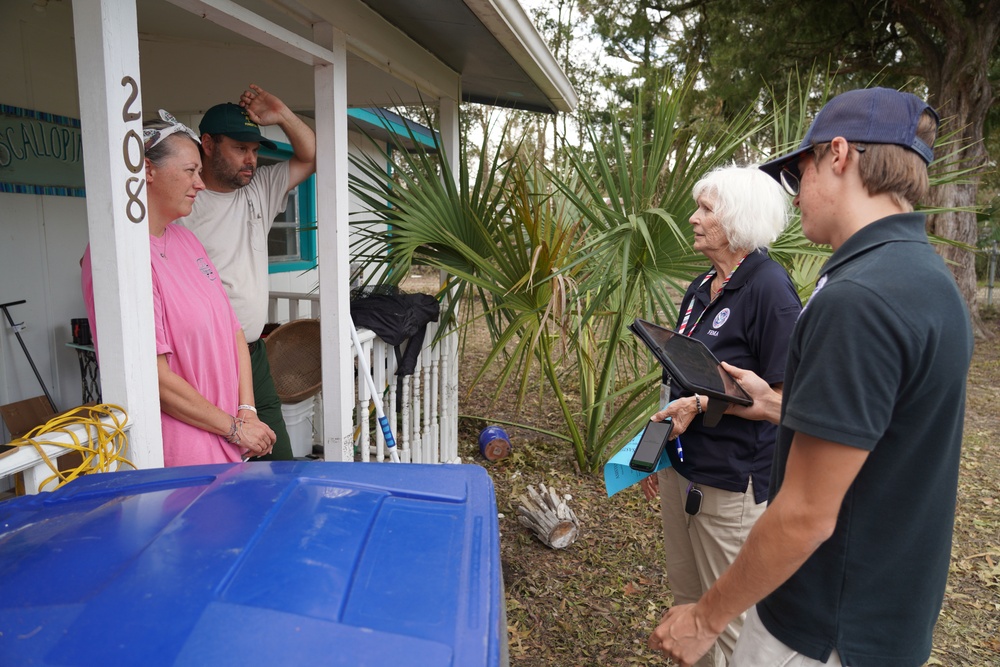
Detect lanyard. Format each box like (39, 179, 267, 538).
(676, 253, 749, 336)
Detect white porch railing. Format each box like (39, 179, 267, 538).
(0, 407, 132, 495)
(0, 293, 458, 497)
(268, 291, 460, 464)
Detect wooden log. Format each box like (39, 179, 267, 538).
(515, 483, 580, 549)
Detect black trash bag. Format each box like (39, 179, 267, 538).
(350, 286, 440, 378)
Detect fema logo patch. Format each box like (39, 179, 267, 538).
(712, 308, 731, 330)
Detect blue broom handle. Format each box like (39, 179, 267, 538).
(349, 318, 398, 457)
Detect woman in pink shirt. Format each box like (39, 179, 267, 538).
(82, 111, 275, 465)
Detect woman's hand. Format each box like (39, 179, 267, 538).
(653, 397, 700, 439)
(638, 402, 696, 502)
(637, 400, 697, 504)
(237, 412, 276, 458)
(640, 474, 659, 501)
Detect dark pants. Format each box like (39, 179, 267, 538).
(248, 339, 293, 460)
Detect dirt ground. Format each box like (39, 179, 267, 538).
(934, 310, 1000, 666)
(403, 261, 1000, 667)
(396, 274, 1000, 667)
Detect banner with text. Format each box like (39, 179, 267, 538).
(0, 104, 85, 197)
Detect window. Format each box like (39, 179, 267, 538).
(258, 146, 317, 274)
(268, 188, 299, 262)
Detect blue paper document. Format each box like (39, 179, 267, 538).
(603, 432, 673, 497)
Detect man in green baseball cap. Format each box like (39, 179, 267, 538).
(199, 101, 278, 151)
(178, 84, 316, 461)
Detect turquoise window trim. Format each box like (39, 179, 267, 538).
(269, 259, 317, 274)
(260, 141, 317, 275)
(347, 108, 439, 150)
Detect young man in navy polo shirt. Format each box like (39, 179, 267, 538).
(648, 88, 974, 666)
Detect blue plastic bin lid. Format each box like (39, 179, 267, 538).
(0, 462, 504, 667)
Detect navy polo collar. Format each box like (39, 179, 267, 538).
(695, 248, 772, 300)
(820, 212, 928, 277)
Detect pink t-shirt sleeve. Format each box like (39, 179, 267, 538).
(80, 245, 100, 361)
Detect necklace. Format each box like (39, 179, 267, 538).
(676, 252, 751, 335)
(151, 229, 168, 259)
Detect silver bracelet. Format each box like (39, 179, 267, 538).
(694, 394, 703, 414)
(225, 415, 241, 444)
(237, 404, 257, 414)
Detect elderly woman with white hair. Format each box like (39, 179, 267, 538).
(640, 164, 801, 667)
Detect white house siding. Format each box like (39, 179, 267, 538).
(1, 1, 89, 431)
(0, 193, 90, 425)
(0, 1, 389, 441)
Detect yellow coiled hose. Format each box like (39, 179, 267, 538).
(9, 403, 135, 491)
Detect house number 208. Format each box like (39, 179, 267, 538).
(121, 76, 146, 223)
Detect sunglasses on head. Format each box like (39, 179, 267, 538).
(143, 109, 200, 151)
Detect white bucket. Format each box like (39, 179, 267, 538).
(281, 397, 315, 458)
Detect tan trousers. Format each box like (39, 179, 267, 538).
(733, 606, 845, 666)
(656, 466, 766, 667)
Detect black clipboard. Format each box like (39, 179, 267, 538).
(628, 318, 752, 427)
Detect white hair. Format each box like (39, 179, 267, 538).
(691, 164, 791, 251)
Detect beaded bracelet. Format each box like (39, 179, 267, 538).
(694, 394, 703, 414)
(225, 415, 242, 445)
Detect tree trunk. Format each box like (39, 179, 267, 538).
(927, 175, 987, 337)
(516, 483, 580, 549)
(925, 64, 994, 338)
(897, 0, 1000, 338)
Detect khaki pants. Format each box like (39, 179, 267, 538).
(656, 466, 765, 667)
(732, 606, 845, 666)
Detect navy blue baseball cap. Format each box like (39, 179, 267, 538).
(760, 87, 940, 181)
(199, 103, 277, 150)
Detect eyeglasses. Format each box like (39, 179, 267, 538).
(779, 144, 866, 197)
(779, 162, 803, 197)
(143, 109, 200, 150)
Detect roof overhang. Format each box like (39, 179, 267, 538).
(137, 0, 577, 116)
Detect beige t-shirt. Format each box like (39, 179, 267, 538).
(178, 162, 290, 342)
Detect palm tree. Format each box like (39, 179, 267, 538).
(349, 75, 830, 472)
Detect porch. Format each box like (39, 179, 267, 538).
(0, 290, 460, 494)
(266, 290, 460, 465)
(0, 0, 575, 493)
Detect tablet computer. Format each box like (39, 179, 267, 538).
(628, 318, 753, 412)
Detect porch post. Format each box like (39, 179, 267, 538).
(438, 97, 461, 461)
(438, 99, 461, 175)
(313, 23, 354, 462)
(72, 0, 164, 468)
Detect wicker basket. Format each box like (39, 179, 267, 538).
(264, 319, 322, 404)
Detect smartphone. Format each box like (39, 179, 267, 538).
(629, 418, 674, 472)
